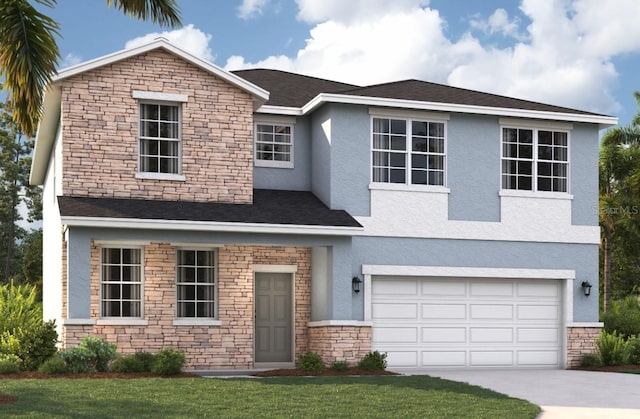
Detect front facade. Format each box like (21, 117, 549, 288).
(31, 39, 615, 370)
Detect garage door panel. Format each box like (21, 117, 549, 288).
(470, 327, 513, 343)
(385, 351, 418, 367)
(470, 304, 513, 320)
(421, 281, 466, 297)
(470, 351, 514, 366)
(517, 282, 559, 298)
(517, 305, 559, 320)
(422, 351, 466, 367)
(372, 279, 417, 296)
(373, 327, 418, 344)
(422, 327, 466, 343)
(422, 304, 466, 319)
(470, 282, 513, 297)
(517, 328, 560, 343)
(373, 303, 418, 319)
(517, 350, 559, 366)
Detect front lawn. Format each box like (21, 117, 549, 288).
(0, 375, 540, 418)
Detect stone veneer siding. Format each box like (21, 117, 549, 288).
(308, 326, 372, 366)
(62, 242, 311, 370)
(566, 326, 603, 368)
(61, 49, 254, 204)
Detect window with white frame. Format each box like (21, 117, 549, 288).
(372, 117, 446, 186)
(100, 247, 142, 318)
(139, 103, 181, 174)
(501, 127, 569, 192)
(254, 123, 293, 168)
(176, 249, 216, 318)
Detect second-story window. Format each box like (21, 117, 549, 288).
(254, 123, 294, 168)
(372, 117, 446, 186)
(501, 127, 569, 192)
(139, 103, 181, 174)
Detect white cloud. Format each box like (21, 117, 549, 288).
(237, 0, 270, 19)
(60, 53, 82, 69)
(125, 24, 214, 62)
(226, 0, 640, 115)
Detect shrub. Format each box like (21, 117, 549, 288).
(78, 337, 117, 372)
(579, 353, 602, 368)
(133, 351, 156, 371)
(15, 320, 58, 371)
(111, 355, 146, 373)
(39, 355, 70, 374)
(331, 360, 349, 372)
(626, 336, 640, 365)
(297, 352, 325, 373)
(0, 282, 42, 334)
(596, 330, 629, 366)
(59, 345, 94, 373)
(0, 331, 21, 357)
(358, 351, 388, 371)
(602, 296, 640, 338)
(151, 348, 185, 376)
(0, 359, 20, 374)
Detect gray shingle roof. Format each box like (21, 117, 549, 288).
(232, 69, 607, 117)
(58, 189, 362, 229)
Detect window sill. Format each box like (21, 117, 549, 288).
(135, 172, 186, 181)
(96, 319, 149, 326)
(254, 160, 294, 169)
(369, 183, 450, 194)
(499, 190, 574, 200)
(173, 319, 221, 326)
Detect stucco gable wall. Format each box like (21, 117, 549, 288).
(60, 49, 254, 203)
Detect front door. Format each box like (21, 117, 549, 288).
(255, 272, 293, 363)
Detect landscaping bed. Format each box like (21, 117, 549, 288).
(253, 367, 398, 377)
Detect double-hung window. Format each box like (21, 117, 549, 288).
(501, 127, 569, 192)
(176, 249, 217, 319)
(139, 103, 181, 174)
(254, 123, 294, 168)
(372, 117, 446, 186)
(100, 247, 142, 318)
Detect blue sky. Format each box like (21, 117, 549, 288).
(44, 0, 640, 125)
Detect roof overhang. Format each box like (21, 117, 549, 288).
(61, 215, 363, 236)
(30, 84, 61, 185)
(256, 93, 619, 128)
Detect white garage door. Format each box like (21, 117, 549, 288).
(371, 277, 562, 369)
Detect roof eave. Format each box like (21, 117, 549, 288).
(30, 84, 62, 185)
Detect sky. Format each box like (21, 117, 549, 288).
(42, 0, 640, 126)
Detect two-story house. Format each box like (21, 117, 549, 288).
(30, 39, 616, 371)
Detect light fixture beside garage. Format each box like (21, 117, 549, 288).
(581, 281, 593, 297)
(352, 276, 362, 293)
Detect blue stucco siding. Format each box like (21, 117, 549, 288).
(570, 123, 599, 226)
(351, 236, 599, 322)
(310, 106, 332, 207)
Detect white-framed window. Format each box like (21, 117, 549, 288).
(254, 123, 294, 168)
(100, 247, 143, 318)
(138, 102, 181, 174)
(176, 249, 217, 319)
(372, 117, 446, 186)
(501, 127, 569, 192)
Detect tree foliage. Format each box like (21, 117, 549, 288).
(0, 0, 182, 137)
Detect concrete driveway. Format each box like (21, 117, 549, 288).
(397, 369, 640, 418)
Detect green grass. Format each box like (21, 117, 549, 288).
(0, 375, 540, 418)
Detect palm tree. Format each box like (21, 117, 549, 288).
(0, 0, 181, 137)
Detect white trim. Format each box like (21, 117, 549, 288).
(565, 279, 574, 324)
(132, 91, 188, 102)
(96, 319, 149, 326)
(170, 242, 223, 249)
(62, 318, 96, 325)
(173, 319, 222, 326)
(93, 240, 151, 246)
(99, 245, 145, 320)
(499, 117, 573, 130)
(254, 121, 295, 169)
(135, 172, 186, 181)
(254, 115, 297, 125)
(369, 107, 450, 121)
(499, 190, 573, 200)
(307, 320, 372, 327)
(253, 264, 298, 273)
(567, 322, 604, 328)
(30, 85, 62, 185)
(61, 216, 362, 236)
(362, 265, 576, 279)
(369, 183, 450, 194)
(302, 93, 618, 127)
(255, 105, 303, 116)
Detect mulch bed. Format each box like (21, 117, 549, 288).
(0, 395, 17, 405)
(253, 368, 398, 377)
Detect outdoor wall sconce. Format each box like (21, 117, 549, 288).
(352, 276, 362, 294)
(581, 281, 592, 297)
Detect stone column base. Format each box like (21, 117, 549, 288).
(307, 322, 372, 366)
(566, 324, 603, 368)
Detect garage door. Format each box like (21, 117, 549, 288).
(371, 277, 562, 369)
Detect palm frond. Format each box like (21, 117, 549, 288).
(632, 91, 640, 127)
(107, 0, 182, 28)
(0, 0, 60, 137)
